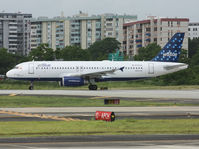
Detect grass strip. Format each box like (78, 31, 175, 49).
(0, 96, 197, 107)
(1, 80, 199, 90)
(0, 119, 199, 138)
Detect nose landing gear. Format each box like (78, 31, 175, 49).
(29, 81, 34, 90)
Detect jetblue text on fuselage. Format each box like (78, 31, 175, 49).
(37, 63, 51, 68)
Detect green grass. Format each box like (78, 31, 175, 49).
(1, 80, 199, 90)
(0, 95, 198, 107)
(0, 119, 199, 137)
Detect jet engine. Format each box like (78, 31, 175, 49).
(62, 77, 87, 86)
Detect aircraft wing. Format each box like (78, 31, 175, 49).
(62, 67, 124, 78)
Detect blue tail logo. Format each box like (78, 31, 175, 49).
(152, 33, 185, 62)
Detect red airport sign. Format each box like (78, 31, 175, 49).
(95, 111, 115, 122)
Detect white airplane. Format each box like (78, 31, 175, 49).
(6, 33, 188, 90)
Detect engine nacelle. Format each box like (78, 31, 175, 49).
(62, 77, 86, 87)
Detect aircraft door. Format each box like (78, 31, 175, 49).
(76, 66, 84, 72)
(148, 63, 154, 74)
(28, 63, 34, 74)
(80, 66, 84, 72)
(76, 66, 79, 72)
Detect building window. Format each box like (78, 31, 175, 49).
(106, 18, 113, 21)
(106, 23, 112, 26)
(146, 28, 150, 32)
(108, 32, 112, 36)
(177, 21, 180, 25)
(137, 29, 142, 33)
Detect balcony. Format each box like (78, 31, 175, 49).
(136, 39, 142, 43)
(137, 44, 142, 48)
(146, 38, 150, 42)
(145, 33, 151, 36)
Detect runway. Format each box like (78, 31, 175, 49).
(0, 89, 199, 99)
(0, 135, 199, 149)
(0, 89, 199, 148)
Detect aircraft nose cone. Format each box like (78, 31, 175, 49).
(6, 70, 12, 78)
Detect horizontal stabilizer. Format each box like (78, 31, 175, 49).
(164, 64, 188, 70)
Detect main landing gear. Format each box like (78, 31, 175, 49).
(29, 81, 34, 90)
(88, 84, 98, 90)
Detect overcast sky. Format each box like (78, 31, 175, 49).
(0, 0, 198, 21)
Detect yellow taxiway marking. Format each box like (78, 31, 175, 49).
(90, 96, 111, 99)
(9, 94, 17, 96)
(0, 110, 86, 122)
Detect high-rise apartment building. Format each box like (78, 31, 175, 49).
(123, 17, 189, 56)
(188, 23, 199, 39)
(0, 13, 32, 55)
(30, 13, 137, 51)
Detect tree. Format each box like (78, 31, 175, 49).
(54, 48, 62, 60)
(60, 46, 90, 61)
(133, 43, 161, 61)
(179, 49, 189, 64)
(88, 38, 121, 60)
(188, 38, 199, 66)
(29, 43, 54, 61)
(190, 49, 199, 66)
(0, 48, 29, 74)
(188, 38, 199, 58)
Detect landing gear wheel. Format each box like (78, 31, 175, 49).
(29, 85, 33, 90)
(88, 85, 98, 90)
(29, 81, 34, 90)
(92, 85, 97, 90)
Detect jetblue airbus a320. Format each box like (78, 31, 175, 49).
(6, 33, 188, 90)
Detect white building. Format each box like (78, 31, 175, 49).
(189, 23, 199, 39)
(0, 13, 32, 56)
(123, 17, 189, 56)
(30, 13, 137, 51)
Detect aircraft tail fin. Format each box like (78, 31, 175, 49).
(151, 32, 185, 62)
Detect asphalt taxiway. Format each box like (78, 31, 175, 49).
(1, 106, 199, 121)
(0, 135, 199, 149)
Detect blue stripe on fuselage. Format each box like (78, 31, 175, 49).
(8, 77, 148, 82)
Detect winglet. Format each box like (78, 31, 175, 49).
(120, 67, 124, 72)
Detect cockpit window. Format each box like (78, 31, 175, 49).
(13, 66, 22, 69)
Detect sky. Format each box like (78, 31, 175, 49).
(0, 0, 198, 22)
